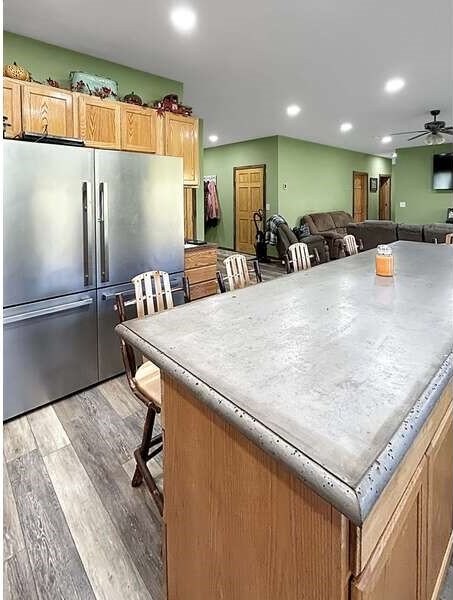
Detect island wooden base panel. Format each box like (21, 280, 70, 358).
(162, 375, 453, 600)
(162, 374, 350, 600)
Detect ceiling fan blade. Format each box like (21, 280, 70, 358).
(440, 127, 453, 134)
(408, 132, 429, 141)
(388, 130, 426, 136)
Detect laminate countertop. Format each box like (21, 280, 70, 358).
(116, 241, 453, 524)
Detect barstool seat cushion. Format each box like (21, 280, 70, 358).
(134, 361, 161, 407)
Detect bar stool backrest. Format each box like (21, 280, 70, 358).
(224, 254, 252, 290)
(343, 234, 359, 256)
(132, 270, 174, 317)
(446, 233, 453, 245)
(287, 242, 311, 272)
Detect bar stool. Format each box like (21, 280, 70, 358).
(115, 271, 189, 515)
(216, 254, 262, 292)
(343, 234, 362, 256)
(286, 242, 319, 273)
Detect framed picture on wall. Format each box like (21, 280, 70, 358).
(370, 178, 378, 193)
(446, 207, 453, 224)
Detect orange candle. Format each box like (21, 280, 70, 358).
(375, 245, 394, 277)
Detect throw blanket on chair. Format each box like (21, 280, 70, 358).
(265, 214, 287, 245)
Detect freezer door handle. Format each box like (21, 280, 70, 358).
(82, 181, 91, 286)
(99, 182, 110, 283)
(3, 298, 94, 325)
(101, 289, 135, 301)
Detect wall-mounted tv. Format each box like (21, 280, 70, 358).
(433, 153, 453, 190)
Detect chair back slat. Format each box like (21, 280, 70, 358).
(224, 254, 251, 290)
(288, 242, 311, 272)
(343, 234, 359, 256)
(132, 271, 174, 316)
(446, 233, 453, 245)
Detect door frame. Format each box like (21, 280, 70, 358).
(352, 171, 369, 221)
(233, 164, 266, 252)
(378, 174, 392, 220)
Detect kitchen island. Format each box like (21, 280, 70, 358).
(117, 241, 453, 599)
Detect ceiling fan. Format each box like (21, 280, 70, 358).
(389, 109, 453, 145)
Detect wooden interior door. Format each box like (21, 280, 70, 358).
(426, 404, 453, 600)
(353, 172, 368, 222)
(22, 82, 76, 137)
(234, 166, 265, 254)
(379, 176, 392, 220)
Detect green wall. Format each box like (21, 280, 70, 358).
(3, 31, 183, 103)
(203, 137, 279, 248)
(277, 136, 391, 224)
(392, 144, 453, 224)
(203, 136, 391, 248)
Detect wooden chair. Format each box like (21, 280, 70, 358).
(115, 271, 189, 515)
(216, 254, 262, 293)
(343, 234, 361, 256)
(286, 242, 319, 273)
(445, 233, 453, 245)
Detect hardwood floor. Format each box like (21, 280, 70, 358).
(3, 252, 453, 599)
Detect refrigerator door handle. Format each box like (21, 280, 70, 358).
(4, 298, 94, 325)
(99, 182, 110, 283)
(101, 289, 135, 301)
(82, 181, 91, 286)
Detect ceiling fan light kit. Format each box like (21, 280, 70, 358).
(388, 109, 453, 145)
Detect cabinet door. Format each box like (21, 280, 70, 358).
(165, 113, 199, 185)
(78, 95, 121, 149)
(22, 83, 76, 137)
(120, 104, 157, 152)
(352, 459, 427, 600)
(426, 404, 453, 600)
(3, 78, 22, 138)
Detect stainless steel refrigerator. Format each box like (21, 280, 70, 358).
(3, 140, 184, 420)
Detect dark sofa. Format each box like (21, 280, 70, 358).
(275, 222, 329, 265)
(302, 211, 353, 259)
(347, 220, 453, 250)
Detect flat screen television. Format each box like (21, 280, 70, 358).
(433, 153, 453, 190)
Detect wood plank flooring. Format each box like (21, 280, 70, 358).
(3, 252, 453, 599)
(3, 377, 162, 600)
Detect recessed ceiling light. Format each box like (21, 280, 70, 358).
(170, 6, 196, 32)
(381, 135, 392, 144)
(385, 77, 405, 93)
(286, 104, 301, 117)
(340, 122, 353, 133)
(208, 134, 218, 143)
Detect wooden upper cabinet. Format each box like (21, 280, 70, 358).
(426, 403, 453, 600)
(22, 82, 76, 137)
(164, 113, 199, 186)
(352, 459, 427, 600)
(120, 104, 157, 153)
(3, 78, 22, 138)
(78, 95, 121, 149)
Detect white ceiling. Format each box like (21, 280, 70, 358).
(4, 0, 453, 155)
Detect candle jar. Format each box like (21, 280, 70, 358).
(375, 244, 394, 277)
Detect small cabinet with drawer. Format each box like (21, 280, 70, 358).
(184, 244, 217, 300)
